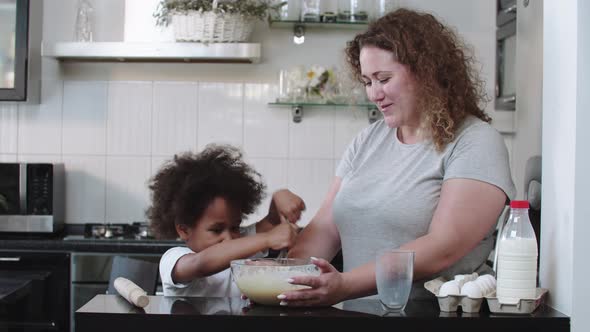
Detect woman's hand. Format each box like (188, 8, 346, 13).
(277, 257, 348, 307)
(268, 189, 306, 225)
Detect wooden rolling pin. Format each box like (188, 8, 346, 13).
(114, 277, 149, 308)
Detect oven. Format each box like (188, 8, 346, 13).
(0, 250, 70, 332)
(66, 223, 164, 332)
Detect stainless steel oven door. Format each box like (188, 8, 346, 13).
(70, 252, 161, 332)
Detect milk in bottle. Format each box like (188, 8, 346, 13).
(496, 200, 538, 301)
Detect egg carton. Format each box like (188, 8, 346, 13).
(485, 288, 548, 314)
(424, 277, 492, 313)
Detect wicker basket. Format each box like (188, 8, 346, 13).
(172, 11, 255, 43)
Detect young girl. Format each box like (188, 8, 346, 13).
(147, 144, 306, 297)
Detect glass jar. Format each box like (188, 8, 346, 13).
(338, 0, 368, 23)
(302, 0, 321, 22)
(75, 0, 94, 42)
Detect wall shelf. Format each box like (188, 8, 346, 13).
(41, 42, 261, 63)
(269, 19, 368, 30)
(268, 101, 379, 123)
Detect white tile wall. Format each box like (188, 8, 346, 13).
(243, 83, 289, 159)
(287, 159, 335, 226)
(334, 106, 372, 158)
(18, 154, 62, 163)
(288, 107, 335, 159)
(105, 156, 152, 222)
(0, 104, 18, 153)
(244, 158, 289, 226)
(107, 82, 153, 155)
(17, 81, 63, 154)
(62, 155, 106, 223)
(62, 81, 108, 155)
(152, 82, 198, 156)
(0, 77, 515, 225)
(0, 0, 514, 227)
(0, 154, 17, 162)
(2, 78, 363, 225)
(197, 82, 244, 150)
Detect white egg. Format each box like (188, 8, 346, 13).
(482, 274, 497, 286)
(439, 280, 461, 296)
(461, 280, 484, 298)
(454, 274, 467, 281)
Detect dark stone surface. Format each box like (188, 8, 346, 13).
(76, 295, 570, 332)
(0, 237, 183, 254)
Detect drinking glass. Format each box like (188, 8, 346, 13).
(375, 249, 414, 312)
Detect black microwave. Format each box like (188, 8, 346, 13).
(0, 163, 64, 233)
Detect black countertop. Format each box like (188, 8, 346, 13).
(0, 234, 183, 254)
(76, 295, 569, 332)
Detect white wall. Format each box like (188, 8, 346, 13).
(543, 1, 590, 332)
(572, 1, 590, 331)
(0, 0, 504, 227)
(512, 0, 543, 198)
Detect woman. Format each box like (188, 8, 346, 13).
(280, 8, 515, 307)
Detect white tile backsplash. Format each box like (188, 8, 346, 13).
(243, 83, 289, 158)
(105, 156, 152, 222)
(0, 1, 505, 228)
(17, 81, 64, 154)
(197, 82, 244, 150)
(152, 82, 198, 156)
(2, 78, 507, 227)
(0, 154, 17, 162)
(17, 154, 62, 163)
(0, 104, 18, 153)
(150, 155, 171, 180)
(62, 155, 107, 223)
(334, 106, 371, 158)
(289, 107, 335, 159)
(62, 81, 108, 155)
(287, 159, 335, 227)
(107, 81, 153, 155)
(244, 158, 289, 226)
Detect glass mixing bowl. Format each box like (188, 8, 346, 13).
(230, 258, 320, 305)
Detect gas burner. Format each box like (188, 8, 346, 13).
(83, 222, 154, 240)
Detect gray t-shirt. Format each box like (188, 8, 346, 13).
(333, 116, 515, 298)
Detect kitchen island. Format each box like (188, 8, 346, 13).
(77, 295, 569, 332)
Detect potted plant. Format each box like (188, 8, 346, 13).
(154, 0, 285, 43)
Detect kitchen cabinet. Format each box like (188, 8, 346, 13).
(269, 101, 380, 124)
(0, 250, 70, 332)
(0, 0, 28, 101)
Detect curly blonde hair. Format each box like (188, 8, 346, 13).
(345, 8, 491, 151)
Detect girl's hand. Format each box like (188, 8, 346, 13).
(265, 221, 298, 251)
(268, 189, 306, 224)
(276, 257, 347, 307)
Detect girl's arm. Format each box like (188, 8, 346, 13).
(172, 222, 298, 283)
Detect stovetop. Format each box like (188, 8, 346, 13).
(63, 222, 155, 241)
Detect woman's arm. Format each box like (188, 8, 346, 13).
(402, 178, 506, 279)
(282, 177, 507, 306)
(288, 177, 343, 262)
